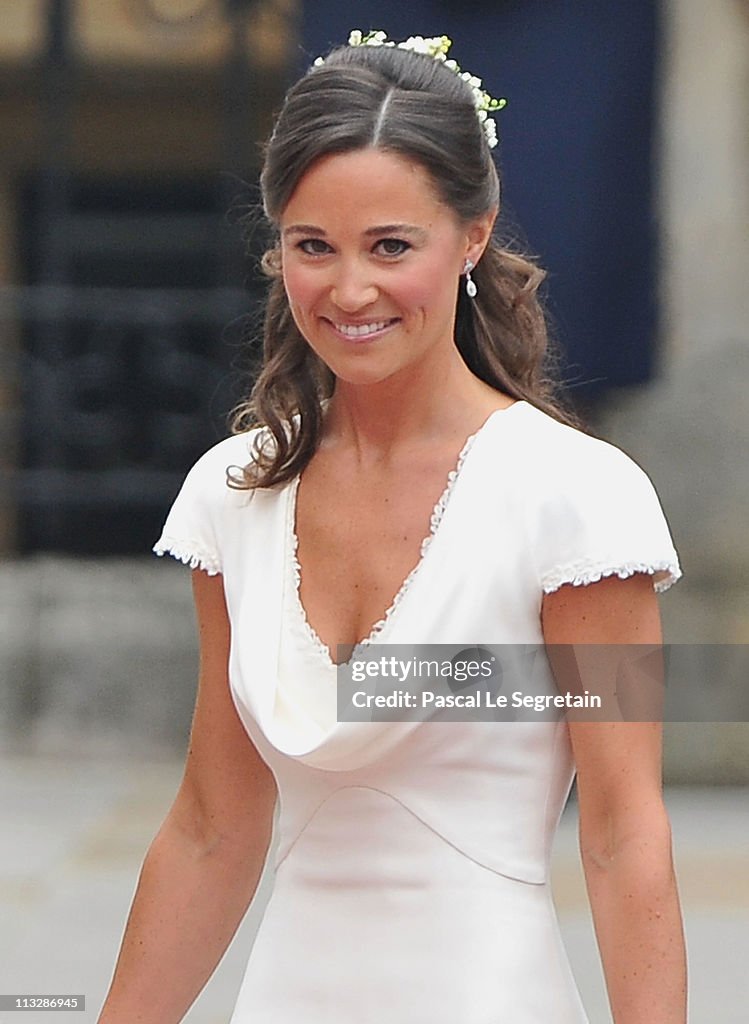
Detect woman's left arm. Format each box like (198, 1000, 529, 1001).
(542, 573, 687, 1024)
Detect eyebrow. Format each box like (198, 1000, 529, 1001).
(282, 223, 428, 241)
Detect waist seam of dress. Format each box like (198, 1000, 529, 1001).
(275, 782, 547, 886)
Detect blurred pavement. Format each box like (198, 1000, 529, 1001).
(1, 755, 747, 1023)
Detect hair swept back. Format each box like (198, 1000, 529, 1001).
(230, 42, 580, 489)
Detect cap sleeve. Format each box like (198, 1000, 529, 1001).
(152, 431, 259, 576)
(533, 437, 682, 595)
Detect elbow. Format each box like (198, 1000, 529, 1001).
(165, 780, 277, 866)
(579, 801, 675, 877)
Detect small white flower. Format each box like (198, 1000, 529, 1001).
(461, 72, 483, 90)
(398, 35, 445, 56)
(407, 36, 428, 52)
(425, 36, 447, 56)
(348, 30, 362, 46)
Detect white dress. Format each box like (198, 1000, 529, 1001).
(154, 400, 681, 1023)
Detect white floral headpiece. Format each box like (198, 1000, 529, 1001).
(313, 29, 506, 150)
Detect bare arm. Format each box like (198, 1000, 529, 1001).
(542, 573, 687, 1024)
(98, 570, 278, 1023)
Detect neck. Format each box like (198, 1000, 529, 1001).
(323, 347, 506, 461)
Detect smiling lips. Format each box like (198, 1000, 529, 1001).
(329, 318, 399, 340)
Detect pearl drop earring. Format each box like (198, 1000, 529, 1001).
(463, 259, 477, 299)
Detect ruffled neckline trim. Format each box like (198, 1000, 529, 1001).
(287, 424, 485, 670)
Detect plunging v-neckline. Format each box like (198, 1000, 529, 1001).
(287, 403, 522, 669)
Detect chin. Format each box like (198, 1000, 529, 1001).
(328, 365, 397, 388)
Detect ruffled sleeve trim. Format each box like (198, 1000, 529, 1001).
(152, 537, 222, 576)
(541, 558, 682, 596)
(151, 432, 261, 575)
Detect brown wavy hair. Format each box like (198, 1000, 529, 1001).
(230, 42, 580, 489)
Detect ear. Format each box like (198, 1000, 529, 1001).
(464, 207, 498, 267)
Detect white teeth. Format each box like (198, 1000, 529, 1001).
(335, 320, 392, 337)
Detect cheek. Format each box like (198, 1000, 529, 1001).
(394, 259, 458, 313)
(281, 262, 321, 316)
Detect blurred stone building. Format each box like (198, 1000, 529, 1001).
(598, 0, 749, 780)
(0, 0, 747, 780)
(0, 0, 295, 741)
(0, 0, 295, 559)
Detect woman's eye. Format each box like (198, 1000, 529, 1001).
(375, 238, 410, 257)
(298, 238, 332, 256)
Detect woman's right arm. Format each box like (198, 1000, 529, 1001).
(98, 569, 278, 1024)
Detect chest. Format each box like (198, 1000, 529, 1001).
(292, 453, 463, 651)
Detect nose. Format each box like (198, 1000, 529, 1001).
(329, 260, 378, 313)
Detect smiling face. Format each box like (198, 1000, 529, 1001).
(279, 148, 494, 388)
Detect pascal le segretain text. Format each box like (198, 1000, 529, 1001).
(350, 690, 602, 711)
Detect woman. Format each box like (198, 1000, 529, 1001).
(99, 32, 687, 1023)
